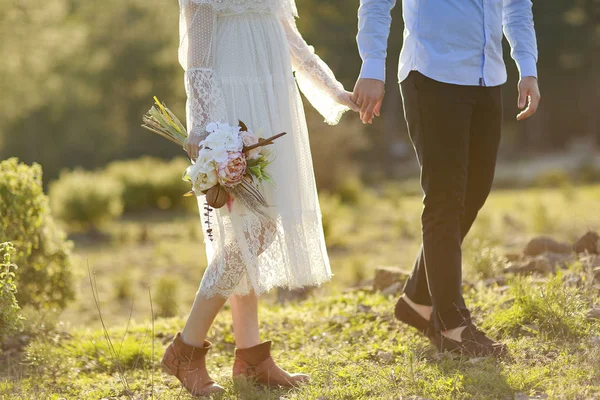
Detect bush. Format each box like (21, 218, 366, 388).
(154, 276, 179, 318)
(534, 169, 571, 188)
(49, 169, 124, 231)
(488, 275, 589, 340)
(0, 243, 23, 352)
(105, 156, 194, 213)
(0, 158, 74, 310)
(464, 239, 504, 280)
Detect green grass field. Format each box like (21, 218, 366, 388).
(1, 184, 600, 399)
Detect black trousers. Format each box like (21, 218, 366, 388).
(400, 71, 503, 332)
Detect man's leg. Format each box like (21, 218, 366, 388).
(462, 86, 502, 235)
(400, 72, 476, 332)
(402, 81, 501, 310)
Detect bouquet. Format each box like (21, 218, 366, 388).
(142, 97, 285, 217)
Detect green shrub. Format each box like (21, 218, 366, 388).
(154, 276, 179, 318)
(105, 156, 193, 213)
(113, 271, 134, 301)
(0, 158, 74, 310)
(465, 239, 504, 280)
(531, 200, 555, 233)
(0, 243, 23, 352)
(534, 169, 571, 188)
(49, 169, 124, 231)
(487, 275, 589, 340)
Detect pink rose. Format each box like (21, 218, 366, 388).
(241, 131, 261, 160)
(217, 152, 247, 187)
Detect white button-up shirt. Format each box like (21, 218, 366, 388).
(357, 0, 539, 86)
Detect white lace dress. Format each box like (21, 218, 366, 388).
(178, 0, 349, 298)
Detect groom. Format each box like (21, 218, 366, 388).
(353, 0, 540, 355)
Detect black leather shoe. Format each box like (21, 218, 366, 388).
(436, 323, 507, 357)
(394, 297, 435, 342)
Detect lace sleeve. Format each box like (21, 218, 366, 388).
(281, 17, 349, 125)
(179, 1, 227, 147)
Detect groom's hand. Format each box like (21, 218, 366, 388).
(516, 76, 541, 121)
(353, 78, 385, 124)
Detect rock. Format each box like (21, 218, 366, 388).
(505, 253, 522, 262)
(373, 266, 410, 292)
(562, 273, 582, 287)
(587, 307, 600, 320)
(545, 252, 576, 269)
(514, 394, 548, 400)
(468, 357, 487, 364)
(343, 284, 372, 293)
(523, 236, 571, 256)
(381, 281, 403, 296)
(505, 256, 553, 275)
(573, 231, 600, 254)
(482, 276, 507, 287)
(594, 267, 600, 283)
(376, 350, 393, 362)
(357, 304, 373, 313)
(505, 253, 575, 275)
(496, 285, 511, 294)
(277, 287, 311, 303)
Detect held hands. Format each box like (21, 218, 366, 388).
(516, 76, 541, 121)
(338, 90, 360, 112)
(352, 78, 385, 124)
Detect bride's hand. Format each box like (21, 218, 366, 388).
(338, 91, 360, 112)
(184, 134, 203, 161)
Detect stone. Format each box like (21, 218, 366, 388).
(357, 303, 373, 313)
(468, 357, 487, 364)
(343, 285, 373, 293)
(377, 350, 393, 362)
(505, 253, 575, 275)
(505, 253, 522, 262)
(523, 236, 571, 256)
(482, 276, 507, 287)
(562, 273, 582, 287)
(381, 282, 403, 296)
(587, 307, 600, 320)
(573, 231, 600, 254)
(505, 256, 553, 275)
(594, 267, 600, 283)
(545, 252, 576, 269)
(373, 266, 410, 292)
(277, 287, 311, 303)
(514, 394, 548, 400)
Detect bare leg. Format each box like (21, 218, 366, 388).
(181, 293, 228, 347)
(402, 293, 433, 321)
(230, 291, 260, 349)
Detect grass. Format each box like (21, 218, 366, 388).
(1, 184, 600, 399)
(1, 285, 598, 399)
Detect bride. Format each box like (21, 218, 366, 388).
(161, 0, 358, 395)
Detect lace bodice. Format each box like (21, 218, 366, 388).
(178, 0, 349, 150)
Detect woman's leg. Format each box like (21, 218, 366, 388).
(181, 293, 228, 347)
(230, 291, 260, 349)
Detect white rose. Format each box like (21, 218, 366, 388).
(183, 160, 218, 193)
(194, 169, 218, 192)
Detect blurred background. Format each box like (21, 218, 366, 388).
(2, 0, 599, 189)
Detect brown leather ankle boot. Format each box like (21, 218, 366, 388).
(161, 333, 224, 396)
(232, 341, 309, 387)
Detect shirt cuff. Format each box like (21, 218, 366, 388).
(359, 58, 386, 82)
(514, 53, 538, 79)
